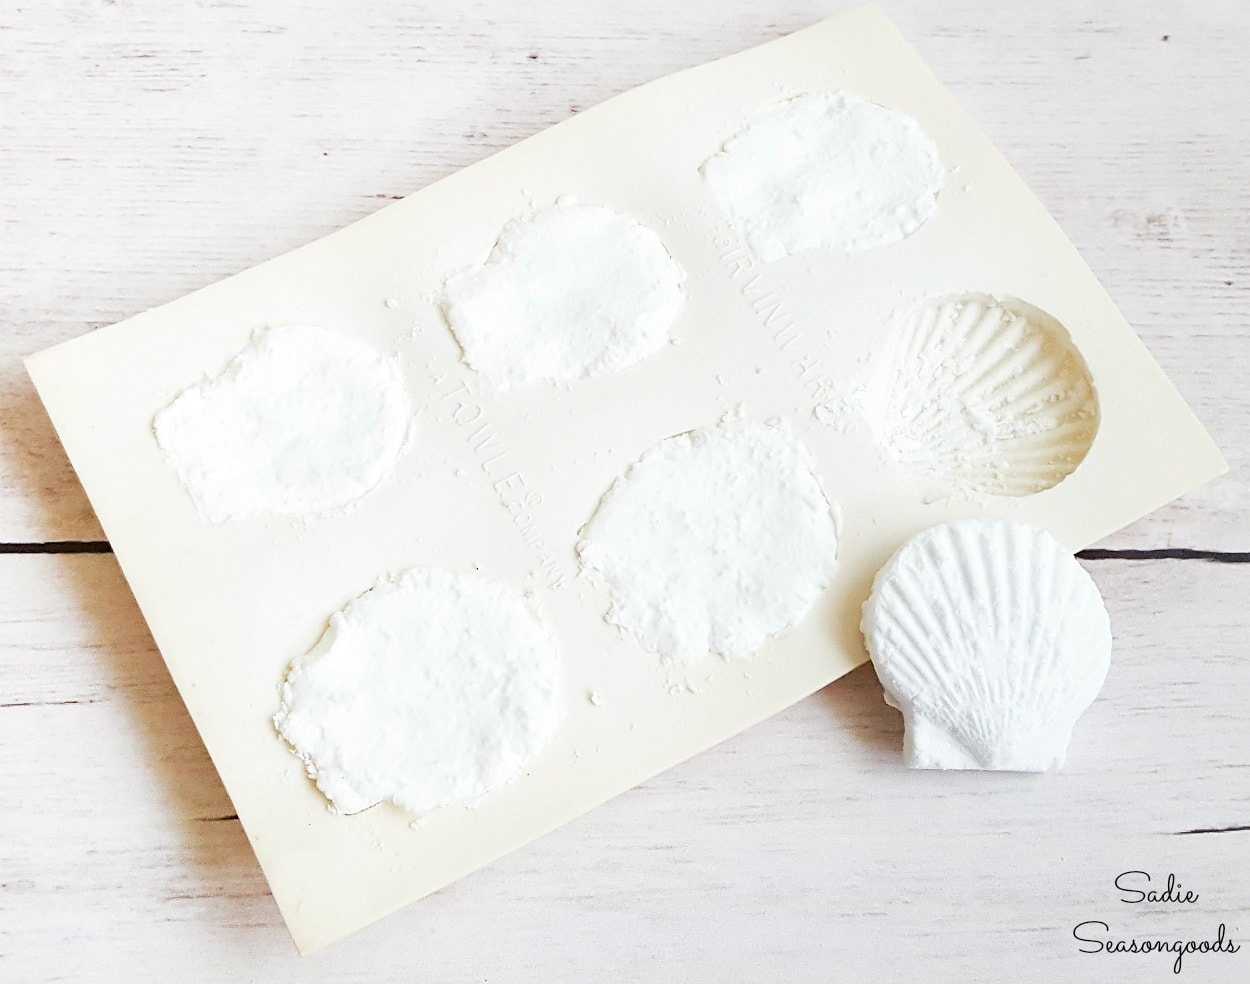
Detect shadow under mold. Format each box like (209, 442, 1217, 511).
(0, 371, 104, 541)
(817, 661, 904, 758)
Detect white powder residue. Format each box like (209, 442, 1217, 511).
(274, 568, 562, 814)
(700, 93, 944, 261)
(440, 202, 686, 390)
(153, 326, 410, 523)
(578, 421, 839, 665)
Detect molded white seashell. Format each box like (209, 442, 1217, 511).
(861, 520, 1112, 772)
(862, 294, 1099, 497)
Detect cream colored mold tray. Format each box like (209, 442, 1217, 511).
(25, 6, 1225, 954)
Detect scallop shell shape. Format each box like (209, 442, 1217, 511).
(861, 520, 1112, 772)
(863, 294, 1099, 497)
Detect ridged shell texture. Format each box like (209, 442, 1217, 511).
(861, 520, 1112, 771)
(865, 295, 1099, 497)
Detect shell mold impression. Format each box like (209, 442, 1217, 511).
(861, 519, 1112, 772)
(440, 202, 686, 390)
(153, 325, 411, 523)
(274, 568, 563, 814)
(861, 294, 1100, 497)
(700, 92, 944, 261)
(578, 419, 840, 666)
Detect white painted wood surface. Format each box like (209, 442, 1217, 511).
(1, 0, 1246, 548)
(2, 1, 1247, 980)
(3, 555, 1248, 980)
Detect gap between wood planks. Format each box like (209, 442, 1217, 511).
(3, 538, 1245, 838)
(2, 542, 1250, 562)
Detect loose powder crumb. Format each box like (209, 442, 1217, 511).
(700, 92, 944, 261)
(578, 420, 840, 665)
(153, 325, 410, 523)
(440, 202, 686, 390)
(274, 568, 562, 814)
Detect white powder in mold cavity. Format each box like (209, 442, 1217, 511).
(700, 93, 944, 261)
(440, 203, 686, 390)
(578, 421, 839, 665)
(153, 325, 410, 523)
(275, 568, 562, 814)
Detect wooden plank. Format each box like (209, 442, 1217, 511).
(1, 552, 1246, 980)
(1, 1, 1245, 545)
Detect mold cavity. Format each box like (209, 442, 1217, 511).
(577, 420, 839, 666)
(700, 92, 944, 262)
(440, 202, 686, 390)
(153, 325, 410, 523)
(275, 567, 562, 815)
(861, 294, 1100, 497)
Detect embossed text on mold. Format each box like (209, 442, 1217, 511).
(716, 235, 844, 414)
(437, 374, 566, 589)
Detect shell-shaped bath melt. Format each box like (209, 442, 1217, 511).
(153, 325, 411, 523)
(275, 567, 563, 814)
(861, 520, 1111, 772)
(578, 420, 839, 666)
(440, 202, 686, 390)
(863, 295, 1099, 497)
(700, 92, 944, 262)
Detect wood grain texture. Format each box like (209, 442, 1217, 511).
(1, 553, 1247, 980)
(1, 0, 1246, 546)
(2, 2, 1247, 980)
